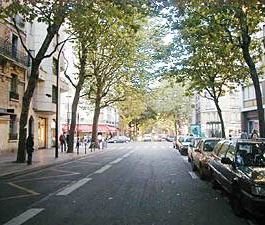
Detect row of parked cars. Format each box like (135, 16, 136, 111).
(174, 136, 265, 218)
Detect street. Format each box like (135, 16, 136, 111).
(0, 142, 258, 225)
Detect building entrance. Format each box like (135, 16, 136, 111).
(38, 117, 46, 148)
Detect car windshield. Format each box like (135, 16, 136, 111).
(184, 137, 193, 142)
(236, 143, 265, 167)
(204, 140, 219, 152)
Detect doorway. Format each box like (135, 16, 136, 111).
(38, 117, 46, 148)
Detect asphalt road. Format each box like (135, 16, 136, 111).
(0, 142, 260, 225)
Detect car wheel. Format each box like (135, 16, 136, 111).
(211, 177, 220, 189)
(230, 195, 244, 217)
(191, 161, 197, 171)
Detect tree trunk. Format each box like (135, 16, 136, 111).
(91, 97, 101, 148)
(17, 64, 40, 162)
(239, 9, 265, 137)
(214, 98, 226, 138)
(67, 44, 87, 153)
(16, 23, 63, 162)
(173, 114, 178, 136)
(241, 43, 265, 137)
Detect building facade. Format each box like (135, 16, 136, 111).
(0, 17, 28, 153)
(0, 16, 68, 153)
(27, 22, 68, 149)
(241, 80, 265, 136)
(195, 88, 242, 138)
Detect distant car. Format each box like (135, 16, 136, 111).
(208, 139, 265, 217)
(189, 138, 220, 179)
(143, 134, 152, 142)
(178, 136, 195, 155)
(166, 136, 175, 142)
(108, 136, 130, 143)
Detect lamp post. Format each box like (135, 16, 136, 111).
(55, 42, 66, 158)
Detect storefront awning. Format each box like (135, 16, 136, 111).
(62, 124, 117, 133)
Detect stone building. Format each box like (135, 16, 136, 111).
(0, 17, 28, 153)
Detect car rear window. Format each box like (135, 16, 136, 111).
(203, 140, 219, 152)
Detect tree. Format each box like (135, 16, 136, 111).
(0, 0, 82, 162)
(78, 2, 145, 148)
(170, 0, 265, 137)
(152, 81, 191, 136)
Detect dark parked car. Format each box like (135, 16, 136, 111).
(189, 138, 220, 179)
(208, 139, 265, 217)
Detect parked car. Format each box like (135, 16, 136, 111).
(189, 138, 220, 179)
(187, 137, 202, 161)
(208, 139, 265, 217)
(178, 136, 195, 155)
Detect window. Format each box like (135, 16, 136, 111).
(10, 74, 19, 100)
(52, 58, 58, 76)
(52, 85, 57, 103)
(10, 74, 18, 93)
(217, 141, 230, 158)
(226, 143, 236, 161)
(12, 34, 18, 58)
(9, 115, 17, 140)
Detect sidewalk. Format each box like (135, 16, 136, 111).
(0, 146, 101, 179)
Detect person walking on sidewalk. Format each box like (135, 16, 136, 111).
(26, 134, 34, 165)
(59, 132, 66, 152)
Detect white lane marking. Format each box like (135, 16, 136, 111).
(94, 164, 112, 174)
(110, 158, 123, 164)
(3, 208, 44, 225)
(56, 178, 92, 196)
(188, 171, 198, 179)
(122, 153, 131, 158)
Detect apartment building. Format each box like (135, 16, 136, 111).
(0, 17, 28, 153)
(241, 80, 265, 135)
(195, 88, 242, 138)
(27, 22, 68, 149)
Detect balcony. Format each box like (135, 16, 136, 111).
(9, 133, 18, 140)
(0, 37, 29, 67)
(9, 91, 19, 100)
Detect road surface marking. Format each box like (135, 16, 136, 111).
(8, 182, 39, 195)
(94, 164, 112, 174)
(122, 153, 131, 158)
(110, 158, 123, 164)
(188, 171, 198, 179)
(3, 208, 44, 225)
(56, 178, 92, 196)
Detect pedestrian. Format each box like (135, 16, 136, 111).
(98, 133, 103, 149)
(240, 130, 248, 139)
(76, 137, 80, 154)
(251, 129, 259, 140)
(84, 138, 88, 154)
(59, 132, 66, 152)
(26, 134, 34, 165)
(66, 133, 70, 151)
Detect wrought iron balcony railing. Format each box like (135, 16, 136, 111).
(0, 37, 29, 67)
